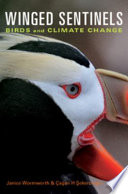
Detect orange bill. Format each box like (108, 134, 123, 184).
(73, 140, 123, 181)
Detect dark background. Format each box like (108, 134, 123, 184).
(0, 0, 128, 193)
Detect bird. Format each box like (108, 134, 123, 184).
(0, 33, 127, 194)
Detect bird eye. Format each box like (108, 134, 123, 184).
(61, 83, 81, 99)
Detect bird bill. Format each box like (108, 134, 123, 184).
(96, 69, 128, 125)
(73, 69, 128, 181)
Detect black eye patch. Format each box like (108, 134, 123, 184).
(9, 40, 90, 68)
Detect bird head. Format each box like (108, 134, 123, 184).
(0, 33, 127, 181)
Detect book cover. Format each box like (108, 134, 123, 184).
(0, 0, 128, 193)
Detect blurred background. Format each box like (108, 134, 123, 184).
(0, 0, 128, 193)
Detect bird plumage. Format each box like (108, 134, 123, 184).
(0, 33, 98, 193)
